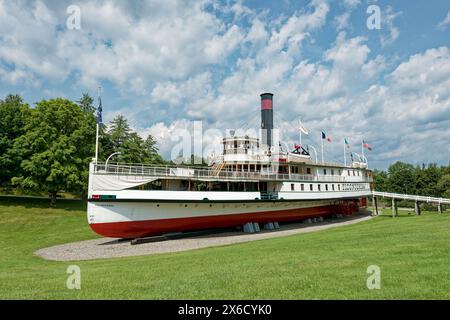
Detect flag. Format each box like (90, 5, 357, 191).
(344, 138, 350, 148)
(363, 140, 372, 151)
(97, 95, 103, 125)
(299, 122, 309, 135)
(322, 131, 331, 142)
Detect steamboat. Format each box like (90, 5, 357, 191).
(87, 93, 373, 238)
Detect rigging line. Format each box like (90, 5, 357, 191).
(234, 104, 260, 132)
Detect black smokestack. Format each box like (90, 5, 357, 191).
(260, 93, 274, 148)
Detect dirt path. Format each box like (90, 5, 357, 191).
(35, 214, 374, 261)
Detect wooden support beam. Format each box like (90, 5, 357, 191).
(414, 201, 421, 216)
(392, 198, 397, 218)
(438, 203, 442, 215)
(372, 196, 379, 216)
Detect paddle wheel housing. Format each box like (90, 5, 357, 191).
(332, 200, 360, 216)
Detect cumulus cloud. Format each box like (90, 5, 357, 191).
(0, 0, 244, 89)
(1, 0, 449, 168)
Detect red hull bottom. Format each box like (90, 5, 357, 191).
(90, 203, 359, 239)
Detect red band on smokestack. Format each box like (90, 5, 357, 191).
(261, 99, 272, 110)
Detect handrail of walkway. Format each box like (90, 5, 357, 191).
(372, 191, 450, 205)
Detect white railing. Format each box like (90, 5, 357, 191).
(94, 162, 372, 184)
(372, 191, 450, 204)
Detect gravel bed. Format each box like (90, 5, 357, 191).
(35, 214, 374, 261)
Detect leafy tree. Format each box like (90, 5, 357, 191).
(0, 95, 30, 188)
(414, 164, 442, 197)
(373, 169, 389, 191)
(97, 124, 114, 162)
(437, 174, 450, 199)
(12, 98, 96, 205)
(387, 161, 416, 194)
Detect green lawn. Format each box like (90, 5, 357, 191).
(0, 196, 449, 299)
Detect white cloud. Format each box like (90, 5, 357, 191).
(334, 12, 351, 31)
(1, 0, 449, 168)
(438, 11, 450, 30)
(380, 6, 401, 47)
(343, 0, 360, 9)
(0, 0, 244, 89)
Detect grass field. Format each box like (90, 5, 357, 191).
(0, 196, 449, 299)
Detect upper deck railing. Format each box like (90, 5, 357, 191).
(92, 162, 372, 184)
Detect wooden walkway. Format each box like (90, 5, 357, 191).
(371, 191, 450, 217)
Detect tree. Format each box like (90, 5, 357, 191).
(387, 161, 416, 194)
(373, 169, 389, 191)
(77, 93, 95, 114)
(414, 164, 442, 197)
(0, 95, 30, 188)
(437, 174, 450, 199)
(11, 98, 96, 205)
(98, 124, 114, 162)
(108, 115, 131, 150)
(119, 132, 145, 163)
(142, 135, 165, 164)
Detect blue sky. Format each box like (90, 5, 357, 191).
(0, 0, 449, 169)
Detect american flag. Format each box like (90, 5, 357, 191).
(363, 140, 372, 151)
(322, 131, 331, 142)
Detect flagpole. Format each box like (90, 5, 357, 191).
(321, 132, 324, 164)
(299, 119, 302, 148)
(95, 86, 101, 163)
(95, 123, 99, 163)
(344, 139, 346, 167)
(361, 139, 365, 163)
(300, 130, 302, 148)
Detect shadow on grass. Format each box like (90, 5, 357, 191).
(0, 195, 86, 211)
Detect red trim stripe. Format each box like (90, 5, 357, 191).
(89, 204, 356, 238)
(261, 99, 273, 110)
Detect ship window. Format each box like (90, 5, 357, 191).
(318, 184, 321, 191)
(291, 184, 295, 191)
(332, 184, 335, 191)
(331, 169, 334, 175)
(306, 168, 311, 174)
(353, 171, 355, 176)
(301, 184, 304, 191)
(338, 184, 341, 191)
(309, 184, 313, 191)
(323, 169, 327, 175)
(325, 184, 328, 191)
(347, 170, 350, 176)
(339, 170, 342, 175)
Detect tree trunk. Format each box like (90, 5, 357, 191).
(50, 191, 57, 207)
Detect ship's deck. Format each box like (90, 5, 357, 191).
(92, 162, 372, 184)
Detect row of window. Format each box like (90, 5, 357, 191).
(290, 183, 345, 192)
(322, 168, 361, 177)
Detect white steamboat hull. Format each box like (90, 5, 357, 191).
(88, 190, 369, 238)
